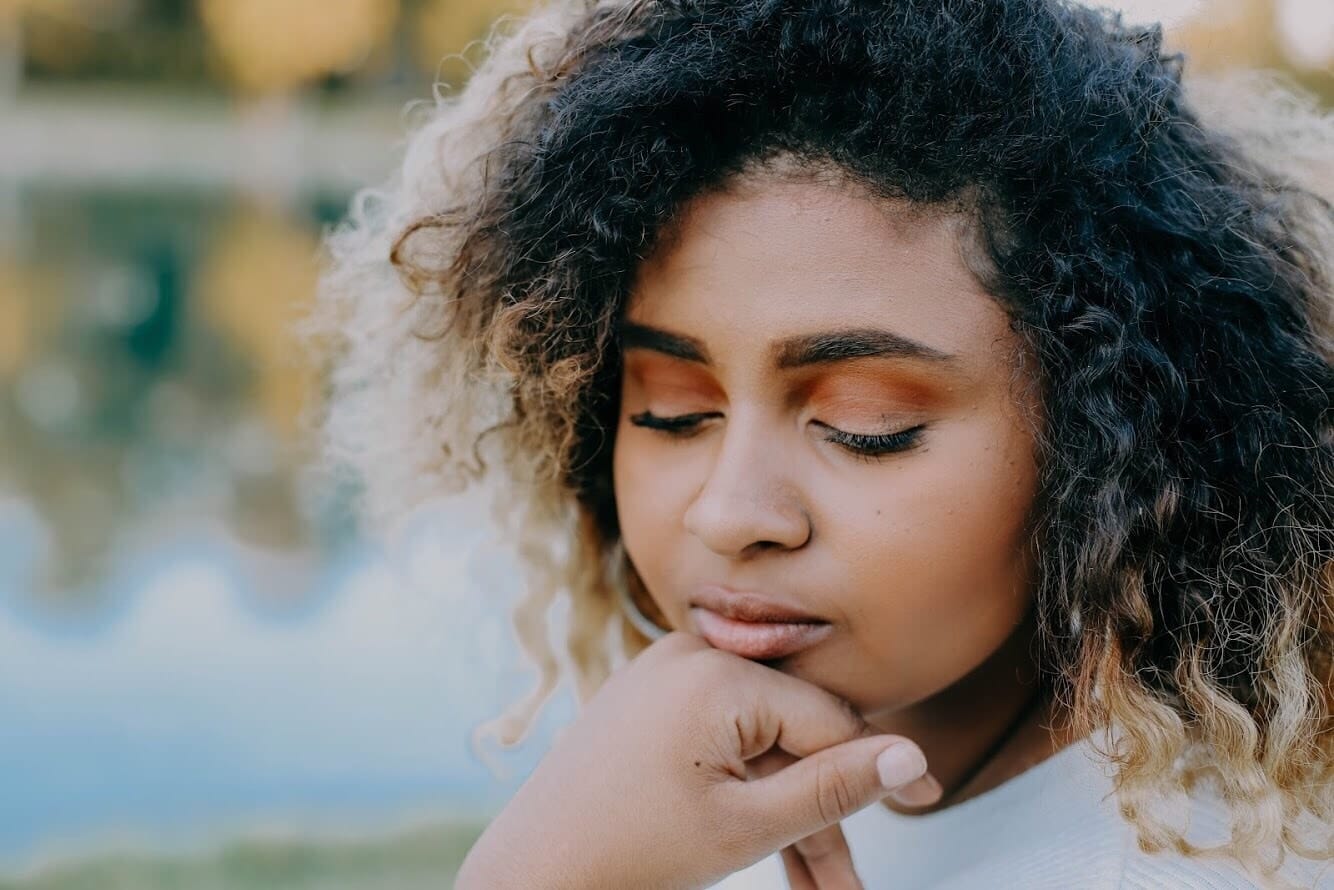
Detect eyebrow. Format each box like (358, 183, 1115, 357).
(618, 320, 960, 369)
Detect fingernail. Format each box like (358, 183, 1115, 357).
(889, 772, 943, 807)
(876, 742, 927, 790)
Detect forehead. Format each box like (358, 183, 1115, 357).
(624, 175, 1017, 375)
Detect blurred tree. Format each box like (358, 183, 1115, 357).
(411, 0, 534, 88)
(1173, 0, 1333, 102)
(0, 0, 114, 23)
(19, 0, 213, 85)
(194, 208, 320, 444)
(1176, 0, 1291, 69)
(0, 195, 323, 595)
(199, 0, 399, 94)
(0, 254, 37, 378)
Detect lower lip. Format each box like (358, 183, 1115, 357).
(690, 607, 833, 660)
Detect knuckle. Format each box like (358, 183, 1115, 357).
(682, 651, 748, 748)
(645, 629, 702, 660)
(649, 636, 733, 700)
(688, 646, 741, 692)
(835, 694, 869, 735)
(667, 629, 709, 651)
(813, 758, 858, 825)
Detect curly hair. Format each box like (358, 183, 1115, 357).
(308, 0, 1334, 885)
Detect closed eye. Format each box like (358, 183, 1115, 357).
(628, 411, 926, 459)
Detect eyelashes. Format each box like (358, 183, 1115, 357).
(627, 411, 719, 434)
(819, 422, 927, 461)
(627, 410, 926, 460)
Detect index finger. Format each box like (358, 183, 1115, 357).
(781, 830, 866, 890)
(721, 657, 897, 762)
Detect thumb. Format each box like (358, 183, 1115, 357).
(741, 736, 930, 846)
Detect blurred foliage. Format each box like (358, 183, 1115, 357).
(412, 0, 536, 86)
(0, 818, 487, 889)
(198, 0, 400, 94)
(1174, 0, 1333, 100)
(194, 209, 321, 443)
(13, 0, 537, 94)
(0, 255, 42, 377)
(3, 192, 353, 596)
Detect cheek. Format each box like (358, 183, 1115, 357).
(610, 433, 641, 538)
(612, 427, 713, 631)
(834, 412, 1038, 667)
(611, 428, 685, 574)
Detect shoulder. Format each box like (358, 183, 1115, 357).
(912, 747, 1334, 890)
(926, 834, 1126, 889)
(1118, 843, 1334, 890)
(926, 815, 1333, 890)
(1114, 783, 1334, 890)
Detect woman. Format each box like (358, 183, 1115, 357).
(312, 0, 1334, 886)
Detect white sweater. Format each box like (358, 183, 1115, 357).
(709, 728, 1333, 889)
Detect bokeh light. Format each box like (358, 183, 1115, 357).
(199, 0, 399, 94)
(412, 0, 535, 87)
(193, 209, 320, 443)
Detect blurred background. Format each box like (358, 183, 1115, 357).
(0, 0, 1329, 887)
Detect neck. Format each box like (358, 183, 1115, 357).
(867, 609, 1079, 816)
(933, 682, 1050, 808)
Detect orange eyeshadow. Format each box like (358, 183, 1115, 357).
(802, 370, 942, 413)
(623, 356, 723, 401)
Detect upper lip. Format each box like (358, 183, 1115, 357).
(689, 585, 827, 624)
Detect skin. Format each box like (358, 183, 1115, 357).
(612, 170, 1085, 838)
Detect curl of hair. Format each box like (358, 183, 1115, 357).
(306, 1, 1334, 885)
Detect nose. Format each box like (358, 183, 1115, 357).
(682, 414, 811, 557)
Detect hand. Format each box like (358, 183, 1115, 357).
(455, 631, 941, 890)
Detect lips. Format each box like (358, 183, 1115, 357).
(690, 608, 833, 659)
(688, 586, 831, 660)
(689, 586, 826, 623)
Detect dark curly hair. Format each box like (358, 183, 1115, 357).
(310, 1, 1334, 884)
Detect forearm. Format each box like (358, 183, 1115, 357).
(454, 821, 611, 890)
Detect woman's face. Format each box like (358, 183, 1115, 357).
(611, 173, 1043, 723)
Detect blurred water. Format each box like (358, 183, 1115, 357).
(0, 493, 571, 878)
(0, 187, 569, 882)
